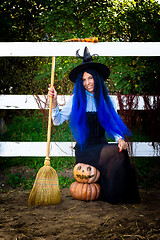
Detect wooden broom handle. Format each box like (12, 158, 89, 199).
(45, 57, 55, 161)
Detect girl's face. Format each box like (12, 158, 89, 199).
(82, 72, 94, 94)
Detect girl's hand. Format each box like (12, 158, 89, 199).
(118, 138, 128, 152)
(48, 84, 58, 108)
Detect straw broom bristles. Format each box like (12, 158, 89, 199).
(28, 158, 61, 206)
(28, 57, 61, 206)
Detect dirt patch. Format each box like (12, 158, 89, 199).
(0, 187, 160, 240)
(0, 166, 160, 239)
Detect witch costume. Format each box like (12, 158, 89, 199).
(52, 47, 140, 204)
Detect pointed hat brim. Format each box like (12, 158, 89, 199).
(69, 61, 110, 83)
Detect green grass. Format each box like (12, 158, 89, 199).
(0, 156, 75, 190)
(5, 172, 75, 190)
(0, 110, 72, 142)
(6, 172, 34, 189)
(0, 156, 159, 190)
(0, 156, 75, 171)
(132, 157, 160, 188)
(0, 110, 153, 142)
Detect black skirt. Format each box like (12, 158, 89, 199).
(74, 112, 140, 204)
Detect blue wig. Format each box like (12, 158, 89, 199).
(69, 72, 89, 146)
(70, 69, 131, 147)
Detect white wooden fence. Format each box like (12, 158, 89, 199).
(0, 42, 160, 56)
(0, 42, 160, 157)
(0, 94, 159, 157)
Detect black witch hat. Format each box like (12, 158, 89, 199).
(69, 47, 110, 83)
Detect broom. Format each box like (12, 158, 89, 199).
(28, 56, 61, 206)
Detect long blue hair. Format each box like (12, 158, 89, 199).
(70, 69, 131, 147)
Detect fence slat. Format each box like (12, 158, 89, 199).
(0, 95, 71, 110)
(0, 94, 149, 110)
(0, 42, 160, 57)
(0, 142, 159, 157)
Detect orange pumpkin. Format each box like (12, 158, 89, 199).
(73, 163, 100, 183)
(70, 181, 101, 201)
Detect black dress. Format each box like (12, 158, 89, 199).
(75, 112, 140, 204)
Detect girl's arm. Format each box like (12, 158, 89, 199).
(48, 85, 73, 125)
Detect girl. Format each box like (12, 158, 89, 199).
(48, 47, 140, 204)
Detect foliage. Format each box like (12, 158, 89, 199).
(0, 57, 48, 94)
(39, 0, 160, 42)
(0, 0, 160, 94)
(109, 56, 160, 94)
(35, 54, 160, 95)
(0, 0, 46, 94)
(0, 1, 45, 94)
(36, 0, 160, 95)
(0, 0, 44, 42)
(35, 56, 75, 95)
